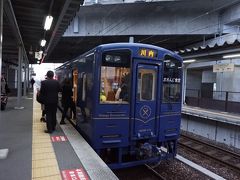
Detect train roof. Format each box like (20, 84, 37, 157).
(97, 43, 168, 51)
(56, 43, 182, 70)
(96, 43, 181, 58)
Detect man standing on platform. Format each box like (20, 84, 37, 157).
(40, 70, 60, 133)
(30, 78, 35, 89)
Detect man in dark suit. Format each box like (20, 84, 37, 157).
(40, 71, 60, 133)
(60, 78, 76, 124)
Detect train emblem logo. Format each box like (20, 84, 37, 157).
(140, 105, 151, 119)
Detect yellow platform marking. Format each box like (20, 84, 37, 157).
(33, 175, 62, 180)
(33, 159, 58, 169)
(33, 147, 54, 154)
(32, 92, 61, 180)
(32, 166, 60, 178)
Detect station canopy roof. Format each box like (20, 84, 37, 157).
(3, 0, 82, 65)
(2, 0, 240, 65)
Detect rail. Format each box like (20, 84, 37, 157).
(144, 164, 166, 180)
(178, 134, 240, 172)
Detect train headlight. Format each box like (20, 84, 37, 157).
(114, 56, 121, 62)
(105, 55, 112, 62)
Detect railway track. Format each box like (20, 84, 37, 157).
(114, 164, 163, 180)
(144, 164, 166, 180)
(178, 134, 240, 172)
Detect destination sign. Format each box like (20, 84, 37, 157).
(213, 63, 234, 73)
(139, 48, 157, 58)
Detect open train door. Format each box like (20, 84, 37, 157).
(132, 63, 159, 139)
(70, 69, 78, 124)
(72, 69, 78, 103)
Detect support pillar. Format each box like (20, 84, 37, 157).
(15, 46, 24, 109)
(0, 0, 9, 159)
(23, 63, 27, 97)
(0, 0, 3, 97)
(27, 63, 29, 89)
(6, 64, 9, 82)
(182, 66, 188, 105)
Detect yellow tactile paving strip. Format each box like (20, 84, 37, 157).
(32, 97, 61, 180)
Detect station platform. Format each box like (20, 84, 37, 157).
(182, 105, 240, 126)
(0, 92, 118, 180)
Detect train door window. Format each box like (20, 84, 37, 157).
(68, 72, 72, 79)
(162, 56, 182, 103)
(137, 69, 156, 101)
(100, 49, 131, 104)
(73, 69, 78, 103)
(82, 73, 86, 101)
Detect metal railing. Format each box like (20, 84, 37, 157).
(185, 89, 240, 114)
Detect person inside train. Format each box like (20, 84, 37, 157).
(115, 73, 129, 102)
(60, 78, 76, 124)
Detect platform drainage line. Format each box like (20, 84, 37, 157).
(176, 155, 226, 180)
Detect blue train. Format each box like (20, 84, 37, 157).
(55, 43, 182, 169)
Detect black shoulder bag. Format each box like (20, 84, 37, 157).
(36, 92, 44, 104)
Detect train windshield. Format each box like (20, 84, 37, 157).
(100, 49, 131, 104)
(162, 56, 182, 103)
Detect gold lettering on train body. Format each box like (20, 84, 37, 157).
(140, 49, 147, 56)
(148, 50, 154, 57)
(139, 48, 157, 58)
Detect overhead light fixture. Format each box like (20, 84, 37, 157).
(40, 39, 46, 47)
(183, 59, 196, 63)
(44, 15, 53, 30)
(223, 53, 240, 59)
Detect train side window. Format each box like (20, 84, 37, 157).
(100, 49, 131, 104)
(162, 56, 182, 103)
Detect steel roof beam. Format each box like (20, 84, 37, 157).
(42, 0, 83, 63)
(13, 6, 47, 14)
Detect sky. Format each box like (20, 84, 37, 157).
(31, 63, 62, 82)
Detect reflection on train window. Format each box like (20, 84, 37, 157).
(163, 84, 181, 102)
(137, 69, 156, 101)
(162, 55, 182, 103)
(100, 50, 131, 104)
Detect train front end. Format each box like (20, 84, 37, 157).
(92, 44, 182, 169)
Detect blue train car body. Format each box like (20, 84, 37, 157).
(55, 43, 182, 169)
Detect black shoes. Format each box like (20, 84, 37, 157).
(60, 121, 66, 125)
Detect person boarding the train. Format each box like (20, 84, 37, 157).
(40, 71, 61, 133)
(60, 78, 76, 124)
